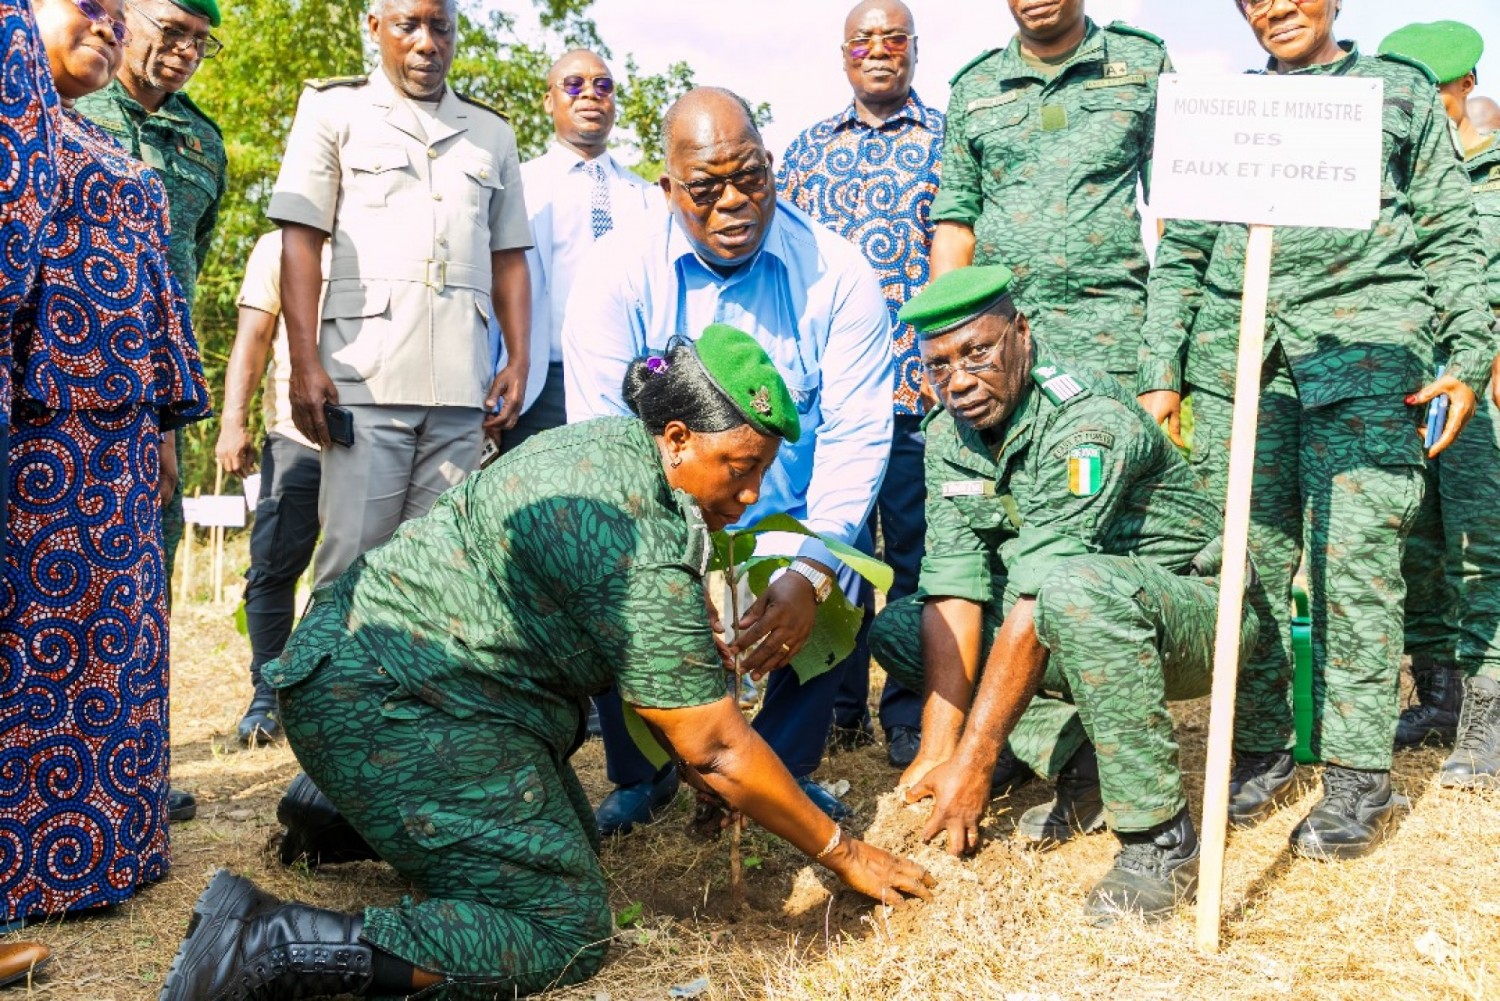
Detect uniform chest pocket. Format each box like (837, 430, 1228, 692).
(342, 145, 412, 209)
(456, 154, 503, 221)
(1379, 104, 1414, 200)
(967, 105, 1032, 184)
(167, 154, 219, 204)
(1079, 84, 1152, 171)
(949, 493, 1009, 533)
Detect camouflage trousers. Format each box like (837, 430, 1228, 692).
(1403, 381, 1500, 681)
(273, 603, 611, 999)
(161, 432, 183, 604)
(1189, 348, 1424, 771)
(870, 554, 1248, 832)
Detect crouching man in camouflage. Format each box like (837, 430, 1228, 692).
(874, 264, 1254, 924)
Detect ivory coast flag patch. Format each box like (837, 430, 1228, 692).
(1068, 446, 1102, 497)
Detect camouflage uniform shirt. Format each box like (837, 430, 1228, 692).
(930, 20, 1170, 376)
(921, 358, 1220, 608)
(75, 80, 226, 306)
(1467, 134, 1500, 312)
(1139, 45, 1495, 404)
(267, 418, 727, 757)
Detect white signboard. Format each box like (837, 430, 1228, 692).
(1151, 73, 1383, 231)
(183, 495, 248, 529)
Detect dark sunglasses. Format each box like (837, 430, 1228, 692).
(666, 164, 771, 207)
(557, 75, 614, 98)
(1238, 0, 1314, 16)
(74, 0, 130, 45)
(843, 31, 913, 61)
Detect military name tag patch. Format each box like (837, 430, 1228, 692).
(1067, 447, 1103, 497)
(943, 480, 995, 498)
(968, 91, 1021, 113)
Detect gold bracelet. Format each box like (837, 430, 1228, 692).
(814, 824, 843, 860)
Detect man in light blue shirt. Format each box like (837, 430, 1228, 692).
(564, 87, 894, 832)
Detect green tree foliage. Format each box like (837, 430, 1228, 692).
(179, 0, 768, 494)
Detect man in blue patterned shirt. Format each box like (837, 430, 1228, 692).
(778, 0, 943, 768)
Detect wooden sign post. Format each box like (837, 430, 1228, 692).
(180, 478, 249, 606)
(1150, 72, 1383, 953)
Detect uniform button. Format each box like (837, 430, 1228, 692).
(522, 790, 535, 803)
(427, 148, 438, 160)
(432, 191, 443, 201)
(436, 235, 448, 247)
(479, 169, 490, 179)
(377, 666, 387, 675)
(423, 821, 436, 836)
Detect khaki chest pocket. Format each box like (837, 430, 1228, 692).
(454, 153, 504, 224)
(1078, 83, 1152, 172)
(966, 102, 1032, 186)
(342, 144, 412, 209)
(1379, 102, 1414, 202)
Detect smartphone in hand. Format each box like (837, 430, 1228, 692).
(323, 403, 354, 448)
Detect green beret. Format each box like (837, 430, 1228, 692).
(695, 324, 801, 443)
(167, 0, 220, 27)
(898, 264, 1016, 336)
(1378, 21, 1483, 84)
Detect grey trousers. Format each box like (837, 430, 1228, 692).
(314, 404, 484, 588)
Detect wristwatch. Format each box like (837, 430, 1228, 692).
(784, 559, 834, 604)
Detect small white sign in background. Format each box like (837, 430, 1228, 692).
(1151, 73, 1384, 230)
(183, 495, 247, 529)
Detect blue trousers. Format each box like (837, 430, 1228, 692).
(595, 540, 874, 787)
(244, 433, 322, 686)
(835, 413, 926, 732)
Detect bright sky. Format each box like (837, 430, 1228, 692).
(484, 0, 1500, 159)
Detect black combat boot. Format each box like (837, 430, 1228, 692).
(1395, 658, 1465, 748)
(159, 869, 373, 1000)
(1439, 675, 1500, 790)
(1289, 765, 1399, 860)
(1227, 749, 1300, 828)
(1083, 807, 1199, 924)
(1017, 743, 1105, 846)
(236, 670, 282, 747)
(277, 772, 380, 868)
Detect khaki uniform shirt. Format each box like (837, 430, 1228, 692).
(920, 359, 1220, 608)
(268, 69, 531, 408)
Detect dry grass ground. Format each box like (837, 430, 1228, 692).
(4, 557, 1499, 1000)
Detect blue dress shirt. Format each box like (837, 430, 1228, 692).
(562, 202, 894, 565)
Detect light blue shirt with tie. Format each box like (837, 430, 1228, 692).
(562, 201, 895, 566)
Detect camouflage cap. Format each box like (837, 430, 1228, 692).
(167, 0, 220, 26)
(1378, 21, 1483, 84)
(695, 324, 801, 443)
(898, 264, 1016, 337)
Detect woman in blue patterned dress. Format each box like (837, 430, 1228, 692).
(0, 0, 210, 924)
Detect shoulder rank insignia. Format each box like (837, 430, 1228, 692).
(1376, 51, 1438, 86)
(306, 75, 367, 91)
(1104, 21, 1165, 49)
(455, 90, 510, 121)
(1032, 364, 1086, 405)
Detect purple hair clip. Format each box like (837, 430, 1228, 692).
(646, 356, 671, 375)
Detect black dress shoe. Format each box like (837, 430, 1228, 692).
(1084, 808, 1199, 925)
(1395, 659, 1464, 749)
(885, 725, 921, 769)
(1018, 743, 1105, 845)
(235, 680, 282, 747)
(595, 765, 680, 837)
(277, 772, 380, 868)
(1227, 749, 1300, 829)
(1440, 675, 1500, 790)
(168, 788, 197, 824)
(159, 869, 373, 1001)
(1289, 766, 1400, 861)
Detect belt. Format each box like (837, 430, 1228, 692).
(327, 259, 490, 294)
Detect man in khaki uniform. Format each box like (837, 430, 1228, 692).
(269, 0, 532, 588)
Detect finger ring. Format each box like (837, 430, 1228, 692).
(780, 642, 791, 654)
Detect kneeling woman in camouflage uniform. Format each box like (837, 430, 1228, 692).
(160, 325, 934, 1001)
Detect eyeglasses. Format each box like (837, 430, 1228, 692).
(1237, 0, 1314, 17)
(925, 334, 1008, 389)
(843, 31, 914, 61)
(557, 75, 614, 98)
(126, 1, 224, 58)
(74, 0, 130, 45)
(666, 164, 771, 207)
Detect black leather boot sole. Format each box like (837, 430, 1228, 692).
(277, 773, 380, 868)
(159, 869, 268, 1001)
